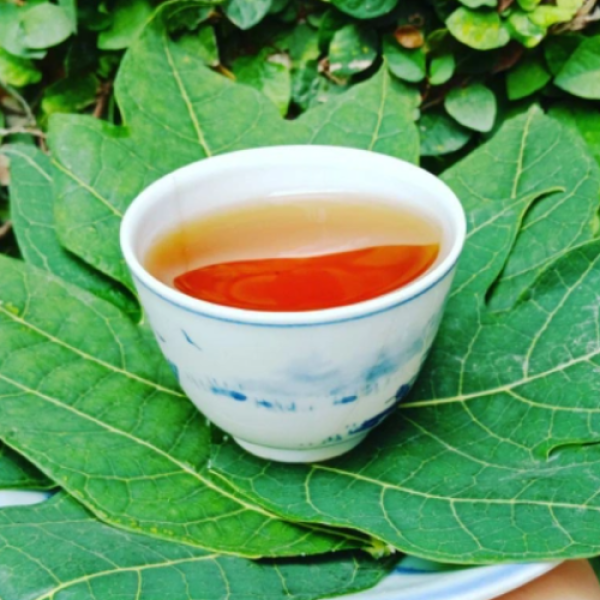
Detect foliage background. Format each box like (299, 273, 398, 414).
(2, 0, 600, 592)
(1, 0, 600, 229)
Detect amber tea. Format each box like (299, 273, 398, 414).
(145, 197, 441, 312)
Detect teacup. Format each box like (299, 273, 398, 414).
(120, 146, 466, 462)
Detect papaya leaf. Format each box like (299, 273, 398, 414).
(0, 493, 391, 600)
(5, 144, 139, 320)
(211, 108, 600, 564)
(0, 255, 361, 557)
(50, 11, 418, 291)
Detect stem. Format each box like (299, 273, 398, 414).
(0, 126, 46, 138)
(0, 220, 12, 240)
(0, 78, 35, 125)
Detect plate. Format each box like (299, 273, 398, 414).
(334, 556, 558, 600)
(0, 491, 557, 600)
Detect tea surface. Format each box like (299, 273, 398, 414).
(145, 198, 441, 312)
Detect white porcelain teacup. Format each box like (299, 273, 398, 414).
(120, 146, 466, 462)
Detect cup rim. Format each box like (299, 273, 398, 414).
(120, 145, 466, 326)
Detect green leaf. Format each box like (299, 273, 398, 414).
(506, 55, 551, 100)
(550, 102, 600, 167)
(544, 34, 583, 76)
(233, 49, 291, 115)
(298, 67, 420, 158)
(41, 74, 99, 115)
(330, 0, 398, 19)
(5, 144, 139, 320)
(280, 23, 320, 67)
(517, 0, 541, 10)
(505, 9, 546, 48)
(383, 35, 426, 83)
(329, 24, 378, 78)
(555, 36, 600, 100)
(446, 7, 510, 50)
(459, 0, 496, 6)
(429, 53, 455, 85)
(58, 0, 78, 33)
(419, 111, 471, 156)
(0, 254, 357, 557)
(98, 0, 154, 50)
(0, 444, 52, 489)
(21, 3, 73, 50)
(444, 83, 496, 132)
(0, 494, 391, 599)
(224, 0, 272, 29)
(318, 8, 351, 52)
(164, 1, 214, 34)
(291, 59, 321, 110)
(212, 109, 600, 564)
(529, 5, 576, 27)
(176, 26, 220, 67)
(50, 13, 419, 292)
(0, 3, 45, 59)
(0, 47, 40, 87)
(459, 107, 599, 311)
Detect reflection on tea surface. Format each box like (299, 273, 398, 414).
(145, 196, 441, 311)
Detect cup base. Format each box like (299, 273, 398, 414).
(234, 434, 368, 463)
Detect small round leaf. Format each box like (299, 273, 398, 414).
(224, 0, 272, 30)
(444, 83, 496, 132)
(429, 53, 455, 85)
(329, 24, 378, 78)
(420, 111, 472, 156)
(554, 37, 600, 100)
(507, 55, 551, 99)
(22, 3, 73, 49)
(506, 10, 546, 48)
(446, 7, 510, 50)
(383, 35, 426, 83)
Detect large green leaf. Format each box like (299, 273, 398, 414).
(0, 493, 391, 600)
(5, 144, 139, 320)
(484, 109, 598, 310)
(50, 12, 418, 291)
(0, 444, 51, 490)
(211, 108, 600, 563)
(0, 255, 357, 557)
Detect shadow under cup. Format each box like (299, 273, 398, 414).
(120, 146, 466, 463)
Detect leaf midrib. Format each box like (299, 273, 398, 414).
(0, 370, 282, 541)
(32, 553, 220, 600)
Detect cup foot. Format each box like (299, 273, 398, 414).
(234, 434, 368, 463)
